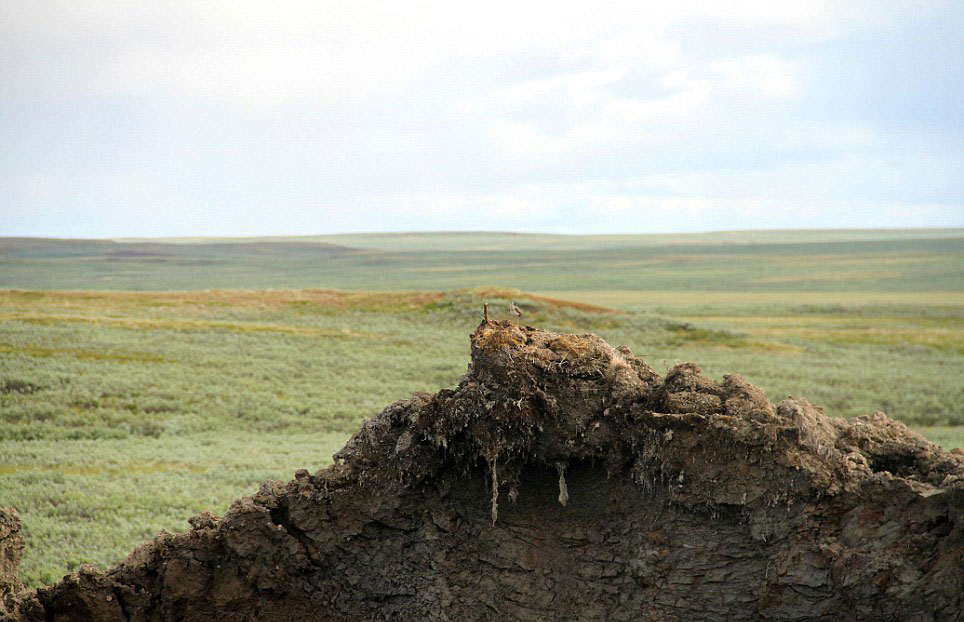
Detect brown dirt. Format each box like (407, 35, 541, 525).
(3, 321, 963, 621)
(0, 508, 25, 618)
(465, 288, 621, 314)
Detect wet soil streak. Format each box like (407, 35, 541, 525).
(3, 321, 963, 621)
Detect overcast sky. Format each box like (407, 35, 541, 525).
(1, 1, 962, 237)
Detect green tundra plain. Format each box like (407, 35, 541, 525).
(1, 229, 962, 587)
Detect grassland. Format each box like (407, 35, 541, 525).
(0, 432, 346, 585)
(1, 229, 962, 588)
(2, 230, 962, 292)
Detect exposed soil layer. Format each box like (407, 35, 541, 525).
(0, 508, 25, 618)
(3, 321, 963, 621)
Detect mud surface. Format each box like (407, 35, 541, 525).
(0, 508, 24, 618)
(3, 321, 963, 621)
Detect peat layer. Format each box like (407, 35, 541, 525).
(2, 320, 963, 620)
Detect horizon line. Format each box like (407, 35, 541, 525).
(4, 225, 964, 243)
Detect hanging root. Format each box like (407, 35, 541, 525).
(490, 458, 499, 524)
(556, 462, 569, 507)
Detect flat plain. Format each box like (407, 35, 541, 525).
(1, 229, 962, 587)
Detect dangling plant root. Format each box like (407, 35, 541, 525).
(556, 462, 569, 507)
(490, 457, 499, 524)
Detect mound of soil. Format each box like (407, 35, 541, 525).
(0, 508, 25, 617)
(3, 321, 963, 621)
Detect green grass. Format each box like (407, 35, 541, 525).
(0, 432, 346, 586)
(912, 426, 964, 450)
(0, 229, 961, 589)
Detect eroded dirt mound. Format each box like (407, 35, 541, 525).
(4, 321, 963, 621)
(0, 508, 25, 618)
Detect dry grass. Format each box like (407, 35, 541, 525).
(536, 290, 964, 308)
(0, 313, 369, 338)
(0, 288, 447, 313)
(0, 341, 170, 362)
(463, 287, 620, 314)
(675, 315, 964, 354)
(753, 270, 905, 284)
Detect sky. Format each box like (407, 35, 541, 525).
(1, 1, 962, 237)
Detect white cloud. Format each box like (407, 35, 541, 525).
(491, 69, 625, 109)
(706, 55, 804, 100)
(780, 124, 880, 150)
(1, 1, 960, 236)
(5, 170, 198, 236)
(0, 0, 911, 107)
(486, 52, 803, 164)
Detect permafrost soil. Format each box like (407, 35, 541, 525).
(2, 320, 963, 621)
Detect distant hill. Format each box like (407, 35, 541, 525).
(1, 229, 962, 292)
(108, 228, 964, 251)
